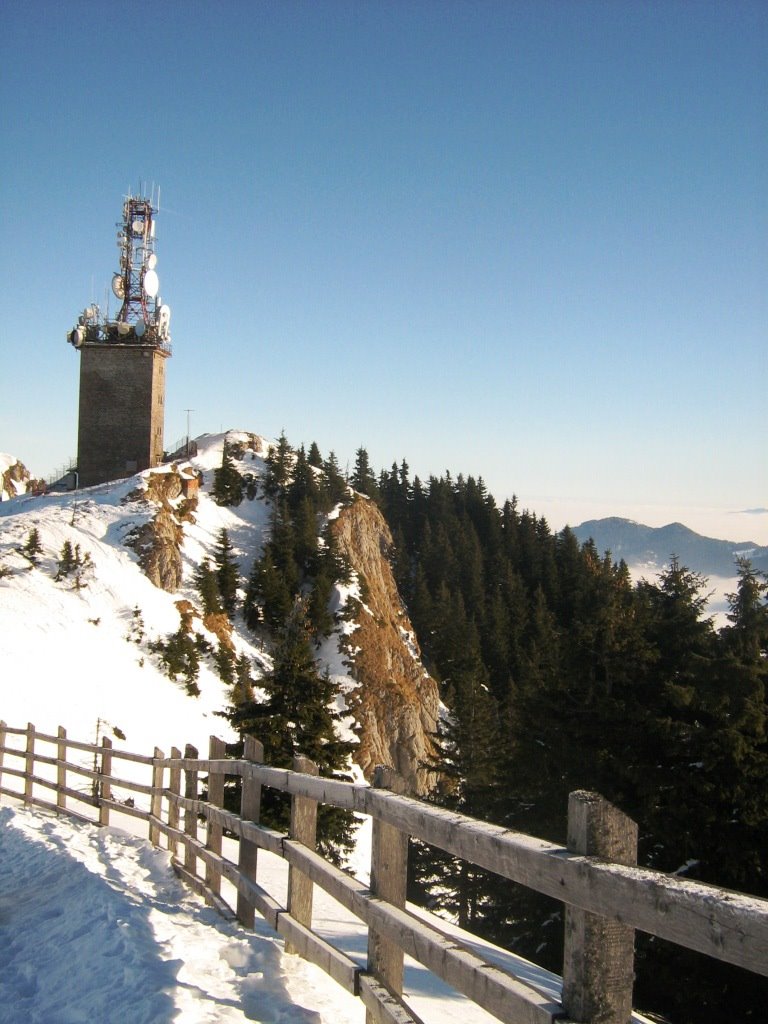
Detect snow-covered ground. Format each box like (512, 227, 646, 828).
(0, 802, 363, 1024)
(1, 796, 658, 1024)
(0, 432, 675, 1022)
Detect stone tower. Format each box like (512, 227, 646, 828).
(67, 191, 172, 488)
(76, 342, 168, 488)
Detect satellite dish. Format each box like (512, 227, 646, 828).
(117, 320, 131, 335)
(147, 253, 157, 270)
(143, 269, 159, 298)
(73, 327, 84, 347)
(135, 319, 146, 337)
(132, 218, 144, 236)
(158, 304, 171, 323)
(112, 274, 125, 299)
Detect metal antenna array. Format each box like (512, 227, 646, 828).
(66, 189, 171, 351)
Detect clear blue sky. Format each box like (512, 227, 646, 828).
(1, 1, 766, 522)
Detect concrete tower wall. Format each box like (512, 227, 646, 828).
(77, 343, 168, 488)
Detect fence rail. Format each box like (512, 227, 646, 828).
(1, 719, 767, 1024)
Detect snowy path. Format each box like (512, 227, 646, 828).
(0, 803, 653, 1024)
(0, 806, 362, 1024)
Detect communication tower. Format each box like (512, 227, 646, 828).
(67, 189, 172, 488)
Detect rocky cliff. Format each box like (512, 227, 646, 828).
(119, 436, 441, 796)
(1, 455, 44, 502)
(331, 496, 441, 795)
(123, 465, 199, 592)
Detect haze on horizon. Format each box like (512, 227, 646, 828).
(1, 2, 765, 534)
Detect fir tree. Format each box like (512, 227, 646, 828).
(320, 451, 348, 508)
(350, 447, 379, 499)
(55, 540, 77, 580)
(213, 528, 240, 616)
(212, 441, 244, 506)
(224, 601, 356, 861)
(263, 432, 293, 499)
(21, 528, 43, 566)
(194, 558, 222, 616)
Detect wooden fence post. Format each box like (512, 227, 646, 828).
(237, 735, 264, 928)
(24, 722, 35, 804)
(367, 766, 409, 1016)
(0, 721, 6, 795)
(167, 746, 182, 858)
(206, 735, 226, 895)
(56, 726, 67, 812)
(562, 790, 638, 1024)
(184, 744, 199, 875)
(286, 754, 319, 954)
(98, 736, 113, 827)
(149, 747, 164, 847)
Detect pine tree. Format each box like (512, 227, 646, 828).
(723, 558, 768, 662)
(320, 451, 348, 508)
(225, 601, 356, 861)
(212, 441, 244, 506)
(350, 447, 379, 500)
(55, 540, 76, 580)
(288, 445, 319, 513)
(21, 528, 43, 566)
(194, 558, 222, 616)
(249, 548, 294, 632)
(263, 432, 293, 499)
(213, 528, 239, 616)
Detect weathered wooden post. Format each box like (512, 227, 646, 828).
(184, 744, 199, 876)
(367, 766, 409, 1018)
(237, 735, 264, 927)
(286, 754, 319, 954)
(562, 790, 638, 1024)
(206, 735, 227, 896)
(56, 726, 67, 812)
(24, 722, 35, 804)
(0, 721, 6, 795)
(98, 736, 113, 826)
(149, 747, 164, 847)
(167, 746, 182, 858)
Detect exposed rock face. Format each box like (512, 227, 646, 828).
(1, 456, 44, 501)
(331, 497, 441, 795)
(124, 467, 195, 592)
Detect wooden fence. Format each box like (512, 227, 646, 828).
(1, 720, 767, 1024)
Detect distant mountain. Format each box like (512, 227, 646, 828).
(571, 517, 768, 578)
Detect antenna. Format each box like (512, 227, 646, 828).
(184, 409, 195, 457)
(66, 188, 170, 350)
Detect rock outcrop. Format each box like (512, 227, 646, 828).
(124, 466, 197, 592)
(1, 455, 44, 501)
(331, 496, 441, 795)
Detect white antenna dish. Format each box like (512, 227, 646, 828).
(135, 319, 146, 337)
(142, 269, 159, 298)
(111, 274, 125, 299)
(117, 320, 131, 336)
(132, 218, 144, 236)
(73, 327, 84, 347)
(146, 253, 157, 270)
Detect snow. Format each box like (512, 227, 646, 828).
(0, 431, 658, 1023)
(0, 804, 363, 1024)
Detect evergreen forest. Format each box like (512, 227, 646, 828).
(213, 437, 767, 1024)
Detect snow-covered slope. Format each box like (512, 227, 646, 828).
(1, 438, 248, 753)
(0, 429, 439, 790)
